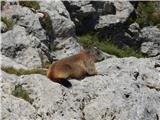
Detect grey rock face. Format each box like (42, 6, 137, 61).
(39, 0, 75, 38)
(1, 93, 38, 120)
(102, 22, 160, 56)
(2, 57, 160, 120)
(39, 0, 82, 59)
(1, 55, 28, 70)
(63, 1, 134, 33)
(1, 1, 82, 69)
(95, 1, 134, 29)
(2, 25, 31, 58)
(140, 26, 160, 56)
(1, 4, 47, 42)
(53, 37, 82, 59)
(1, 4, 56, 68)
(1, 25, 44, 68)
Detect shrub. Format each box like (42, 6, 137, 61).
(1, 67, 47, 76)
(135, 2, 160, 26)
(12, 84, 33, 104)
(19, 1, 40, 10)
(79, 33, 145, 58)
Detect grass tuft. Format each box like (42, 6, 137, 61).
(79, 33, 145, 58)
(1, 17, 15, 30)
(12, 84, 33, 104)
(1, 67, 47, 76)
(135, 2, 160, 26)
(19, 1, 40, 10)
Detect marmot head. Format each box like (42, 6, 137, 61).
(85, 47, 104, 62)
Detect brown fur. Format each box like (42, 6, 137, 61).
(47, 48, 104, 83)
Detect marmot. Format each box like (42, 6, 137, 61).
(47, 48, 104, 83)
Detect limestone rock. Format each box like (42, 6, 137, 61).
(39, 0, 82, 59)
(1, 55, 28, 70)
(140, 26, 160, 56)
(1, 57, 160, 120)
(39, 0, 75, 38)
(1, 21, 7, 33)
(53, 37, 82, 59)
(1, 93, 38, 120)
(63, 1, 134, 33)
(1, 4, 46, 42)
(95, 1, 134, 29)
(1, 25, 43, 68)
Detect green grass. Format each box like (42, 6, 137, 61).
(1, 17, 15, 30)
(42, 61, 51, 69)
(79, 33, 145, 58)
(1, 67, 47, 76)
(134, 2, 160, 26)
(19, 1, 40, 10)
(12, 84, 33, 104)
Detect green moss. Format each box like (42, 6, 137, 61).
(12, 84, 33, 104)
(1, 17, 15, 30)
(1, 67, 47, 76)
(79, 33, 145, 58)
(19, 1, 40, 10)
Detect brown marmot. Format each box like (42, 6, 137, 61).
(47, 48, 104, 83)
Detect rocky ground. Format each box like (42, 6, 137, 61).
(1, 1, 160, 120)
(1, 56, 160, 120)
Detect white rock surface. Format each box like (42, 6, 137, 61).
(39, 0, 75, 38)
(1, 55, 28, 70)
(95, 1, 134, 29)
(39, 0, 82, 59)
(1, 21, 7, 33)
(140, 26, 160, 56)
(1, 57, 160, 120)
(1, 25, 43, 68)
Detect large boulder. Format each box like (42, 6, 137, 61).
(1, 93, 38, 120)
(1, 3, 55, 69)
(104, 22, 142, 48)
(95, 1, 134, 29)
(1, 1, 82, 68)
(63, 1, 134, 34)
(1, 3, 47, 43)
(39, 0, 82, 59)
(140, 26, 160, 56)
(39, 0, 75, 38)
(1, 56, 160, 120)
(1, 25, 52, 68)
(53, 36, 82, 59)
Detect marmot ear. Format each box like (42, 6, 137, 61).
(85, 48, 92, 55)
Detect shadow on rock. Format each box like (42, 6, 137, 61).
(60, 80, 72, 88)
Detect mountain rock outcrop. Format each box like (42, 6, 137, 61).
(1, 1, 160, 120)
(140, 26, 160, 56)
(1, 1, 81, 69)
(63, 1, 134, 34)
(2, 57, 160, 120)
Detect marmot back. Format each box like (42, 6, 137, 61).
(47, 48, 104, 83)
